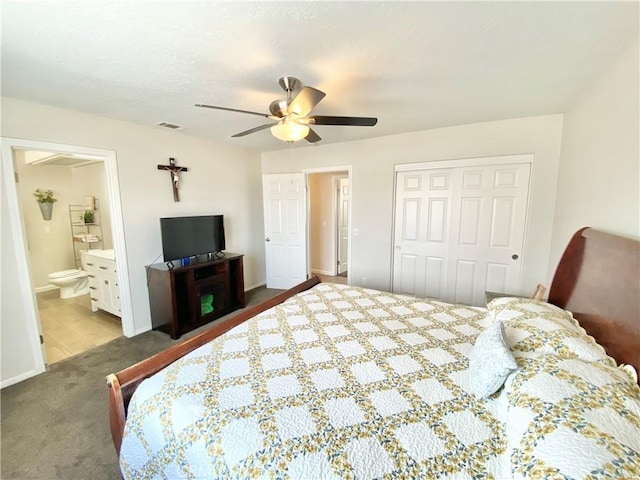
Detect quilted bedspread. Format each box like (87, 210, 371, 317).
(120, 283, 505, 479)
(119, 283, 640, 479)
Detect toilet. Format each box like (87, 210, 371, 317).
(47, 251, 90, 299)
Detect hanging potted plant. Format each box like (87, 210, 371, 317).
(34, 188, 57, 221)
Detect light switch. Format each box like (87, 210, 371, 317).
(44, 226, 51, 234)
(353, 228, 359, 236)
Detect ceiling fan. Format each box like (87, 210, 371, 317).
(195, 76, 378, 143)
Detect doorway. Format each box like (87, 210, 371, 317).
(15, 149, 123, 364)
(261, 167, 352, 290)
(2, 138, 133, 381)
(307, 168, 350, 284)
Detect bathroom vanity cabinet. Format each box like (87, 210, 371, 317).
(85, 252, 121, 317)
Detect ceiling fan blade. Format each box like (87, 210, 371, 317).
(305, 128, 322, 144)
(287, 87, 326, 117)
(232, 122, 278, 138)
(195, 104, 272, 118)
(308, 115, 378, 127)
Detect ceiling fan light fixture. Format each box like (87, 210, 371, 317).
(197, 76, 377, 142)
(270, 121, 309, 143)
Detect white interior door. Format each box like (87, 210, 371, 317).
(393, 169, 453, 298)
(445, 163, 531, 305)
(263, 173, 307, 289)
(393, 161, 530, 306)
(337, 177, 349, 275)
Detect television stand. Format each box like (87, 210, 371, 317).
(146, 253, 245, 339)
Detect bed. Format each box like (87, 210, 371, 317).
(108, 227, 640, 479)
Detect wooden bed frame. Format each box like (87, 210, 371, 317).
(548, 227, 639, 373)
(107, 227, 639, 454)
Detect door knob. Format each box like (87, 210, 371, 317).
(395, 245, 401, 250)
(512, 254, 519, 260)
(265, 237, 270, 242)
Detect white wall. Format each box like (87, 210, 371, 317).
(1, 174, 45, 386)
(71, 162, 114, 250)
(549, 38, 639, 272)
(1, 97, 265, 386)
(263, 114, 564, 293)
(16, 153, 75, 288)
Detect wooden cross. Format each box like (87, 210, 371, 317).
(157, 158, 188, 202)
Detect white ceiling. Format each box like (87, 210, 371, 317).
(2, 1, 638, 153)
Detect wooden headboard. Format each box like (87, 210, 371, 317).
(548, 227, 640, 376)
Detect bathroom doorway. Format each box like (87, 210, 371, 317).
(15, 150, 123, 364)
(3, 138, 133, 375)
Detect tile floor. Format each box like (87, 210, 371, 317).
(36, 290, 122, 364)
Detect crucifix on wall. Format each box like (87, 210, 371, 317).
(157, 158, 188, 202)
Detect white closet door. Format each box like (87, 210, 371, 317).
(262, 174, 307, 289)
(445, 163, 531, 305)
(393, 162, 530, 306)
(393, 169, 453, 299)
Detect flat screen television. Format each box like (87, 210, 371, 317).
(160, 215, 225, 262)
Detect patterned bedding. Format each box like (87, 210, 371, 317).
(506, 355, 640, 479)
(119, 283, 640, 479)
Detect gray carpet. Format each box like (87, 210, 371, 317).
(1, 286, 282, 480)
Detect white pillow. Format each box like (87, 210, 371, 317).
(468, 320, 518, 398)
(487, 297, 614, 366)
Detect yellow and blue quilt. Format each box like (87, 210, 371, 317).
(119, 283, 640, 479)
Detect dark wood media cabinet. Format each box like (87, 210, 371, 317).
(146, 253, 245, 339)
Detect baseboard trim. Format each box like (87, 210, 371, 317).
(311, 269, 335, 276)
(1, 369, 41, 389)
(245, 282, 267, 292)
(34, 285, 58, 294)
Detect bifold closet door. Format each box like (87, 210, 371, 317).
(393, 163, 530, 306)
(393, 169, 453, 299)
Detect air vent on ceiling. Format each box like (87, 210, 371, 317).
(156, 122, 183, 130)
(26, 152, 104, 167)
